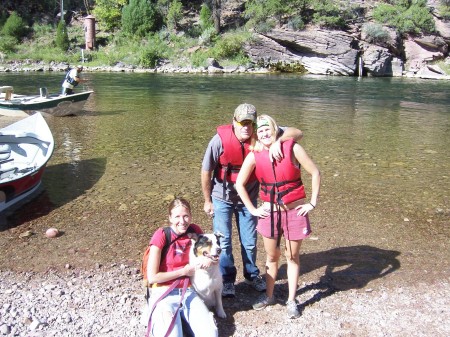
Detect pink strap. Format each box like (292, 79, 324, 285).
(145, 278, 189, 337)
(164, 278, 189, 337)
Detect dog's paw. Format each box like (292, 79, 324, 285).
(216, 309, 227, 319)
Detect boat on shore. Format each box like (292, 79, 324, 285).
(0, 86, 93, 116)
(0, 112, 54, 212)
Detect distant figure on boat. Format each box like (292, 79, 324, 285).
(62, 65, 85, 95)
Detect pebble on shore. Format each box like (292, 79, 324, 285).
(45, 228, 59, 238)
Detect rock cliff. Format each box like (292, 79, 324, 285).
(227, 0, 450, 79)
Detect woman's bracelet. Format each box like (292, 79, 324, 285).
(309, 202, 316, 209)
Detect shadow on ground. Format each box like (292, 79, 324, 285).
(220, 245, 400, 336)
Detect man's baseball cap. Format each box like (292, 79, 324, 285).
(234, 103, 257, 122)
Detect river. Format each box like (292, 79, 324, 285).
(0, 72, 448, 288)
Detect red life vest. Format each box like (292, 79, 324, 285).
(254, 139, 306, 205)
(216, 124, 255, 184)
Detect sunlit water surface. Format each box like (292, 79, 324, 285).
(0, 72, 448, 275)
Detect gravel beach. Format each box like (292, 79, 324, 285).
(1, 263, 449, 337)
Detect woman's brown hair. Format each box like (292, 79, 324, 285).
(168, 197, 192, 215)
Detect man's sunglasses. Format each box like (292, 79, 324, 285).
(234, 119, 254, 127)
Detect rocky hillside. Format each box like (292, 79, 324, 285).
(219, 0, 450, 79)
(1, 1, 449, 78)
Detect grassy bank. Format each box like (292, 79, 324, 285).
(2, 21, 253, 70)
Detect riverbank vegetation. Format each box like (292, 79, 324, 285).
(1, 0, 449, 71)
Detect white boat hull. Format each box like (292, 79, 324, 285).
(0, 113, 54, 212)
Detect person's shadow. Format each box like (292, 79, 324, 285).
(219, 245, 400, 336)
(276, 245, 401, 314)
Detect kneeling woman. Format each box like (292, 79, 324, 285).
(236, 115, 320, 319)
(145, 198, 218, 337)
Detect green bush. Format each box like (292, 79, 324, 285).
(373, 0, 435, 34)
(311, 0, 347, 29)
(139, 33, 169, 67)
(190, 49, 209, 67)
(245, 0, 308, 27)
(199, 26, 217, 46)
(439, 3, 450, 19)
(254, 20, 276, 33)
(1, 12, 28, 41)
(211, 34, 244, 59)
(432, 60, 450, 75)
(92, 0, 127, 32)
(122, 0, 162, 37)
(362, 23, 389, 44)
(0, 34, 18, 52)
(190, 30, 252, 67)
(245, 0, 285, 27)
(55, 20, 70, 51)
(287, 16, 305, 31)
(32, 23, 54, 39)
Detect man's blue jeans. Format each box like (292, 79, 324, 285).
(212, 197, 260, 283)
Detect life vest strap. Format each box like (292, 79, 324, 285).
(261, 179, 303, 204)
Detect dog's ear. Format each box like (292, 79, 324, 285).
(214, 231, 225, 239)
(188, 232, 199, 241)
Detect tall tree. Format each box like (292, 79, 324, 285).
(92, 0, 127, 31)
(121, 0, 162, 37)
(212, 0, 221, 33)
(204, 0, 221, 33)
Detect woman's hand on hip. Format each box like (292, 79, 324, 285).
(295, 203, 315, 216)
(252, 206, 270, 218)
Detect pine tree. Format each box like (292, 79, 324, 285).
(55, 20, 70, 51)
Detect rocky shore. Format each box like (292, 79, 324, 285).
(0, 59, 449, 80)
(1, 263, 449, 337)
(0, 60, 272, 76)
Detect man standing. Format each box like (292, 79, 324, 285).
(62, 65, 84, 95)
(201, 103, 303, 297)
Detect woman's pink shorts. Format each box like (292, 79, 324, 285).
(257, 208, 311, 240)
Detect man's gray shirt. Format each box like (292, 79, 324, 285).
(202, 127, 286, 204)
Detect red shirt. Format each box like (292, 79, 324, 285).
(149, 224, 202, 286)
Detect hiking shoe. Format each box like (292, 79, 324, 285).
(286, 300, 300, 319)
(244, 275, 267, 292)
(222, 282, 235, 298)
(252, 294, 276, 310)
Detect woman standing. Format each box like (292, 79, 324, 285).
(236, 115, 320, 319)
(145, 198, 218, 337)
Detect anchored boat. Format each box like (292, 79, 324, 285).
(0, 86, 93, 116)
(0, 112, 55, 212)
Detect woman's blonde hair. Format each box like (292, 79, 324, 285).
(253, 114, 279, 152)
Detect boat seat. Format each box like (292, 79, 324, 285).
(0, 133, 50, 146)
(0, 86, 13, 93)
(0, 86, 14, 100)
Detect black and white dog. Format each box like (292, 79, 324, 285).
(189, 232, 226, 318)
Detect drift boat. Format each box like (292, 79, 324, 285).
(0, 112, 55, 212)
(0, 86, 93, 116)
